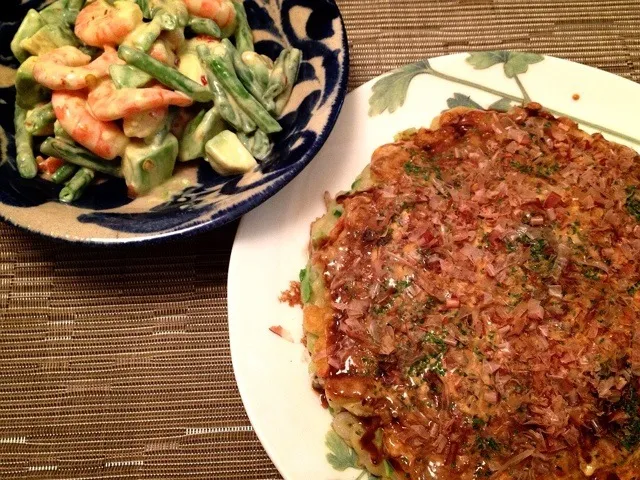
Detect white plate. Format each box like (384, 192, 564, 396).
(228, 52, 640, 480)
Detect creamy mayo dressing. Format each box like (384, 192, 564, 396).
(0, 65, 17, 88)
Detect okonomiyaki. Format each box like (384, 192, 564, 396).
(301, 104, 640, 479)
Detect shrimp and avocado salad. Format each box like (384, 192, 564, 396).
(10, 0, 302, 203)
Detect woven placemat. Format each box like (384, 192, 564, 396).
(1, 1, 640, 478)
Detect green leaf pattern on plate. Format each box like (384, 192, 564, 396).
(466, 51, 543, 78)
(366, 50, 640, 144)
(369, 61, 432, 116)
(446, 93, 483, 109)
(326, 430, 359, 471)
(368, 50, 543, 118)
(488, 97, 514, 112)
(368, 51, 540, 117)
(325, 431, 380, 479)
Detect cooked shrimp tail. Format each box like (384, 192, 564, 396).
(33, 46, 122, 91)
(183, 0, 236, 32)
(87, 80, 193, 121)
(52, 91, 129, 160)
(75, 0, 144, 47)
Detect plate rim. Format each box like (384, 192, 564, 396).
(228, 51, 640, 479)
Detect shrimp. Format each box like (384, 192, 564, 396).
(33, 46, 122, 91)
(149, 41, 176, 65)
(183, 0, 236, 29)
(87, 80, 193, 121)
(75, 0, 144, 48)
(52, 91, 129, 160)
(147, 28, 188, 65)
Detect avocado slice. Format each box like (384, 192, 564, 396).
(204, 130, 257, 175)
(123, 134, 179, 198)
(10, 9, 45, 63)
(109, 64, 153, 89)
(15, 56, 50, 110)
(20, 24, 78, 57)
(179, 107, 225, 162)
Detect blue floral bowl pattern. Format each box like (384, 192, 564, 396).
(0, 0, 348, 244)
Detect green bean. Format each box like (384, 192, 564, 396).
(179, 107, 225, 161)
(200, 56, 256, 133)
(14, 107, 38, 179)
(137, 0, 189, 30)
(238, 129, 272, 161)
(133, 0, 151, 16)
(264, 49, 288, 101)
(160, 0, 189, 30)
(223, 39, 273, 111)
(118, 45, 213, 102)
(39, 0, 66, 26)
(11, 10, 45, 63)
(125, 17, 164, 52)
(274, 48, 302, 115)
(51, 163, 78, 184)
(59, 168, 94, 203)
(40, 138, 123, 178)
(225, 94, 258, 134)
(64, 0, 86, 25)
(187, 16, 222, 39)
(198, 44, 281, 133)
(54, 121, 73, 142)
(232, 0, 254, 54)
(179, 109, 205, 160)
(25, 103, 56, 136)
(134, 0, 157, 19)
(242, 52, 272, 91)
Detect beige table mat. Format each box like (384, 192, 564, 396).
(1, 1, 640, 478)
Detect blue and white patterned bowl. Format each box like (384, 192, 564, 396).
(0, 0, 349, 244)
